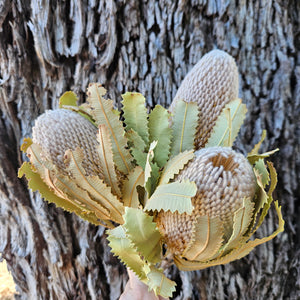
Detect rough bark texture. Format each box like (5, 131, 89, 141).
(0, 1, 299, 299)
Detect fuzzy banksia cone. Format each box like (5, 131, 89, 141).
(156, 147, 256, 257)
(32, 109, 103, 177)
(169, 50, 239, 149)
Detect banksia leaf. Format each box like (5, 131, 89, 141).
(205, 98, 247, 148)
(159, 150, 194, 185)
(146, 267, 176, 298)
(169, 50, 239, 149)
(170, 100, 198, 156)
(97, 124, 121, 197)
(122, 92, 149, 145)
(182, 215, 224, 261)
(144, 141, 160, 196)
(122, 166, 145, 208)
(148, 105, 172, 168)
(86, 83, 133, 174)
(59, 91, 78, 108)
(123, 207, 162, 264)
(145, 180, 196, 214)
(126, 129, 147, 169)
(64, 148, 124, 224)
(107, 226, 146, 280)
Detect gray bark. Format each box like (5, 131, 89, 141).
(0, 0, 299, 299)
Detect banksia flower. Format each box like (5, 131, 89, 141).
(32, 109, 103, 177)
(156, 147, 256, 258)
(169, 50, 239, 149)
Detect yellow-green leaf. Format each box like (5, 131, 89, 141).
(255, 159, 270, 188)
(123, 207, 162, 264)
(248, 130, 266, 155)
(170, 100, 198, 156)
(97, 124, 121, 197)
(144, 180, 196, 214)
(148, 105, 172, 168)
(59, 91, 78, 108)
(107, 226, 147, 280)
(206, 98, 247, 147)
(247, 149, 279, 165)
(122, 166, 145, 208)
(122, 92, 149, 145)
(146, 266, 176, 298)
(183, 215, 224, 261)
(159, 150, 194, 185)
(87, 83, 133, 174)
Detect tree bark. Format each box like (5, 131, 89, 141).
(0, 1, 299, 299)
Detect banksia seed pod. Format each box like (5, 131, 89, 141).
(169, 50, 239, 149)
(32, 109, 103, 177)
(156, 147, 256, 257)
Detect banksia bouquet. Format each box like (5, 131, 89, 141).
(19, 50, 284, 298)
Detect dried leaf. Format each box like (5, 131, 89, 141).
(183, 215, 224, 261)
(206, 98, 247, 147)
(146, 266, 176, 298)
(97, 124, 121, 197)
(144, 180, 196, 214)
(170, 100, 198, 156)
(122, 166, 144, 208)
(122, 92, 149, 145)
(18, 162, 104, 226)
(87, 83, 133, 174)
(248, 130, 266, 155)
(107, 226, 147, 280)
(148, 105, 172, 168)
(64, 148, 124, 224)
(159, 150, 194, 185)
(222, 197, 254, 253)
(123, 207, 162, 264)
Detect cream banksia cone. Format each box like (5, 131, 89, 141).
(169, 50, 239, 149)
(156, 147, 256, 259)
(32, 109, 103, 177)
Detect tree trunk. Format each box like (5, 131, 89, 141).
(0, 1, 299, 299)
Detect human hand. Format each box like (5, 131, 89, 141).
(120, 269, 168, 300)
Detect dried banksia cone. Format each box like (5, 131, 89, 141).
(32, 109, 103, 177)
(156, 147, 256, 257)
(169, 50, 239, 149)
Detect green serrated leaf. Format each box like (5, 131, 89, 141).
(183, 215, 224, 261)
(144, 180, 196, 214)
(59, 91, 78, 108)
(255, 159, 270, 188)
(170, 100, 198, 156)
(159, 150, 194, 185)
(122, 92, 149, 145)
(206, 98, 247, 147)
(144, 141, 160, 197)
(122, 166, 145, 208)
(267, 161, 277, 197)
(145, 266, 176, 298)
(64, 148, 124, 224)
(18, 162, 104, 226)
(148, 105, 172, 168)
(126, 129, 147, 169)
(107, 226, 147, 280)
(97, 124, 121, 197)
(87, 83, 133, 174)
(253, 168, 269, 213)
(123, 207, 162, 264)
